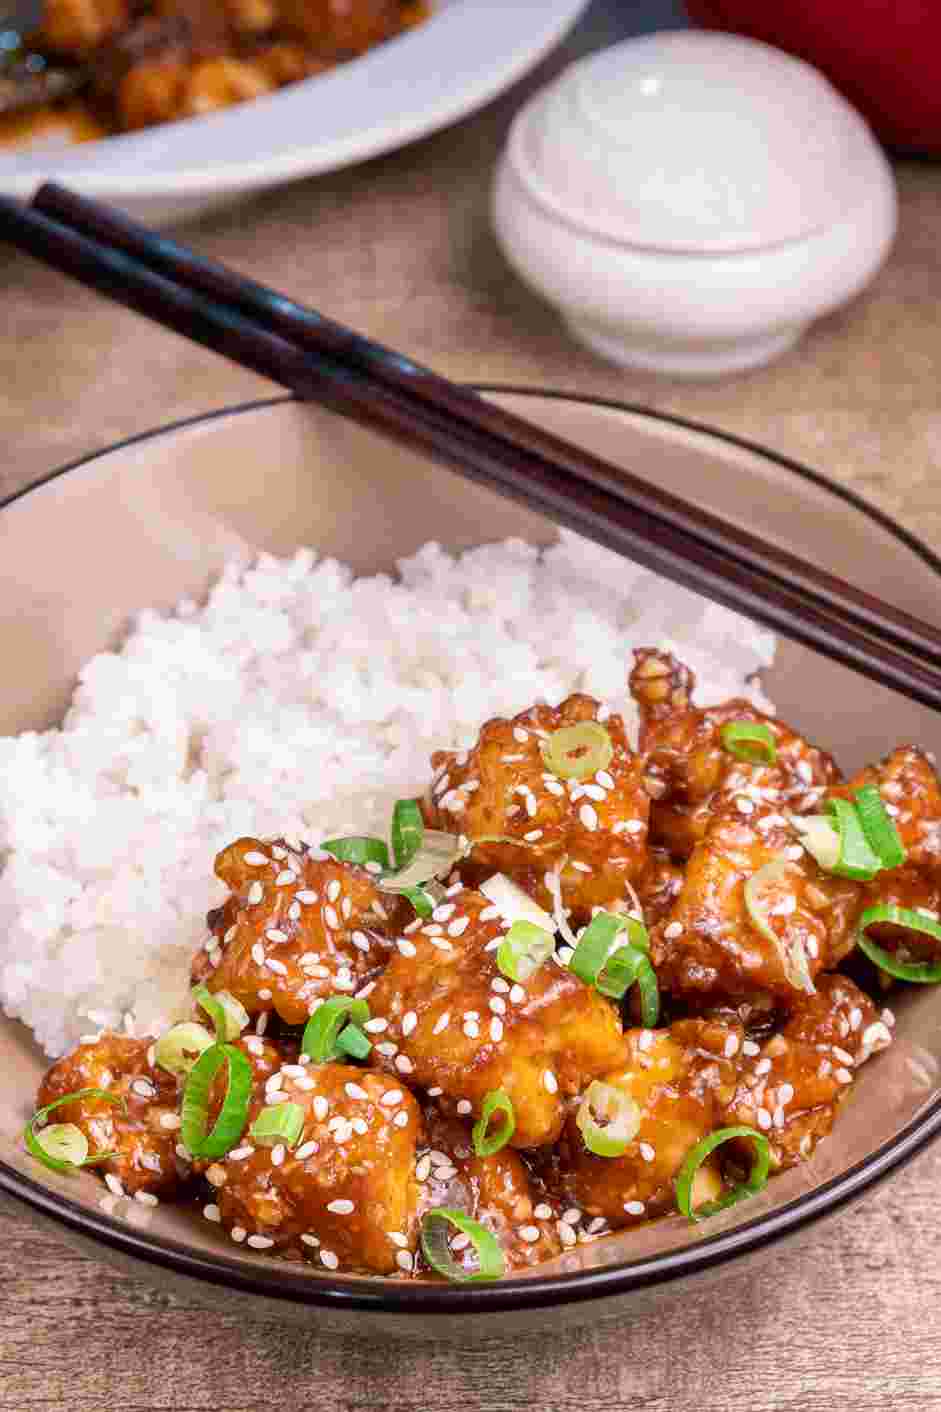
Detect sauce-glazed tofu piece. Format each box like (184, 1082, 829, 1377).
(547, 1020, 741, 1227)
(630, 649, 840, 860)
(423, 694, 649, 924)
(366, 887, 627, 1147)
(719, 974, 892, 1168)
(36, 1033, 186, 1198)
(214, 1062, 423, 1274)
(650, 799, 861, 1002)
(192, 837, 402, 1024)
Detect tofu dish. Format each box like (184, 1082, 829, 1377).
(25, 646, 938, 1283)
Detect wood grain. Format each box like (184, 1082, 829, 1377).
(3, 1, 941, 1406)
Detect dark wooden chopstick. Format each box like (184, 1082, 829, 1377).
(31, 181, 941, 676)
(2, 189, 941, 713)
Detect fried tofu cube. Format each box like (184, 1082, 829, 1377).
(547, 1020, 740, 1227)
(36, 1033, 186, 1198)
(423, 694, 649, 924)
(193, 837, 403, 1025)
(216, 1063, 423, 1274)
(367, 888, 627, 1147)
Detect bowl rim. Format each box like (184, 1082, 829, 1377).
(3, 386, 941, 1315)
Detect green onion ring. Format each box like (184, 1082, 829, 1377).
(420, 1208, 505, 1282)
(180, 1043, 253, 1160)
(743, 859, 815, 994)
(569, 912, 628, 989)
(631, 954, 661, 1028)
(790, 814, 841, 871)
(250, 1101, 305, 1148)
(720, 721, 777, 765)
(540, 721, 613, 780)
(301, 997, 370, 1062)
(857, 904, 941, 982)
(497, 920, 555, 983)
(824, 798, 881, 880)
(471, 1089, 516, 1156)
(675, 1125, 771, 1222)
(23, 1088, 127, 1175)
(854, 785, 906, 870)
(379, 830, 463, 893)
(191, 983, 249, 1042)
(391, 798, 424, 870)
(322, 835, 391, 870)
(336, 1023, 372, 1060)
(401, 886, 436, 918)
(576, 1080, 641, 1157)
(154, 1020, 216, 1078)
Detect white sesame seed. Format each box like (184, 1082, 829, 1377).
(345, 1082, 369, 1101)
(456, 1099, 472, 1115)
(228, 1145, 254, 1161)
(623, 1200, 646, 1216)
(296, 1141, 318, 1161)
(756, 1108, 772, 1130)
(450, 1232, 472, 1251)
(463, 1021, 480, 1039)
(663, 921, 683, 940)
(579, 803, 599, 831)
(639, 1142, 656, 1163)
(248, 1233, 276, 1250)
(743, 1040, 760, 1057)
(251, 943, 266, 966)
(518, 1225, 541, 1243)
(134, 1191, 159, 1207)
(582, 785, 607, 803)
(724, 1034, 740, 1059)
(104, 1174, 125, 1198)
(296, 890, 319, 904)
(327, 1199, 355, 1215)
(377, 1041, 398, 1056)
(266, 957, 288, 976)
(379, 1090, 404, 1109)
(275, 870, 296, 887)
(351, 931, 371, 953)
(320, 1250, 339, 1269)
(400, 1011, 418, 1037)
(563, 1208, 582, 1226)
(736, 798, 755, 816)
(637, 1029, 653, 1052)
(587, 1217, 608, 1235)
(223, 926, 238, 945)
(833, 1046, 855, 1066)
(513, 727, 529, 743)
(158, 1112, 181, 1131)
(244, 851, 269, 867)
(488, 997, 507, 1017)
(835, 1067, 853, 1085)
(388, 1231, 409, 1248)
(427, 1086, 443, 1097)
(364, 1017, 389, 1034)
(396, 1250, 414, 1271)
(433, 903, 456, 923)
(203, 1203, 221, 1222)
(542, 1069, 559, 1094)
(509, 984, 526, 1004)
(397, 939, 417, 958)
(849, 1007, 863, 1032)
(559, 1222, 577, 1247)
(270, 1144, 286, 1167)
(777, 1083, 795, 1106)
(247, 881, 264, 905)
(525, 795, 538, 818)
(491, 976, 510, 993)
(395, 1054, 414, 1074)
(313, 1096, 329, 1121)
(324, 906, 340, 930)
(301, 1233, 320, 1248)
(755, 1057, 772, 1075)
(230, 1226, 247, 1243)
(448, 916, 471, 937)
(545, 781, 565, 796)
(393, 1111, 410, 1129)
(490, 1017, 504, 1042)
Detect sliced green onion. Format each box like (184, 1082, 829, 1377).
(720, 721, 777, 765)
(336, 1023, 372, 1060)
(824, 798, 881, 880)
(632, 955, 661, 1027)
(34, 1123, 90, 1168)
(576, 1080, 641, 1157)
(420, 1208, 505, 1282)
(568, 911, 659, 1019)
(743, 859, 815, 994)
(855, 785, 906, 870)
(472, 1089, 516, 1156)
(322, 835, 391, 870)
(569, 912, 627, 989)
(497, 920, 555, 983)
(541, 721, 613, 780)
(391, 798, 424, 870)
(620, 917, 650, 953)
(180, 1043, 253, 1160)
(379, 829, 463, 893)
(675, 1125, 771, 1222)
(401, 886, 436, 918)
(301, 997, 370, 1062)
(857, 904, 941, 982)
(23, 1088, 127, 1175)
(479, 873, 556, 931)
(790, 814, 841, 871)
(250, 1101, 305, 1148)
(192, 984, 249, 1042)
(154, 1020, 216, 1078)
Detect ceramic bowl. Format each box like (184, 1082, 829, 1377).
(2, 391, 940, 1339)
(492, 32, 897, 377)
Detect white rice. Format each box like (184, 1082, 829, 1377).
(0, 532, 774, 1056)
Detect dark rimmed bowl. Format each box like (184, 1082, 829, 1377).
(2, 390, 940, 1338)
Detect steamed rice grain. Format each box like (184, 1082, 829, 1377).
(0, 533, 774, 1056)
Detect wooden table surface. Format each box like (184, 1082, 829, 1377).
(3, 3, 941, 1407)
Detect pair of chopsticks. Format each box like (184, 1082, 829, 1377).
(2, 184, 941, 712)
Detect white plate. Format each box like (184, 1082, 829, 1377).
(0, 0, 591, 226)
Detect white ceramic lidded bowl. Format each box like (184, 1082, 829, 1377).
(493, 30, 897, 377)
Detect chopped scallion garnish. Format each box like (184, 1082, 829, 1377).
(420, 1208, 505, 1282)
(301, 997, 370, 1063)
(857, 904, 941, 982)
(250, 1101, 305, 1148)
(23, 1088, 127, 1175)
(401, 886, 436, 918)
(576, 1080, 641, 1157)
(472, 1089, 516, 1156)
(567, 911, 659, 1021)
(322, 835, 391, 870)
(193, 984, 249, 1042)
(790, 814, 840, 871)
(540, 721, 613, 780)
(675, 1125, 771, 1222)
(720, 721, 777, 765)
(824, 798, 881, 880)
(379, 829, 463, 894)
(180, 1043, 253, 1160)
(336, 1023, 372, 1060)
(391, 798, 424, 870)
(496, 920, 554, 983)
(479, 873, 556, 931)
(154, 1020, 216, 1078)
(854, 785, 906, 870)
(743, 859, 815, 994)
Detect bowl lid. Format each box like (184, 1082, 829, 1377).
(507, 30, 884, 254)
